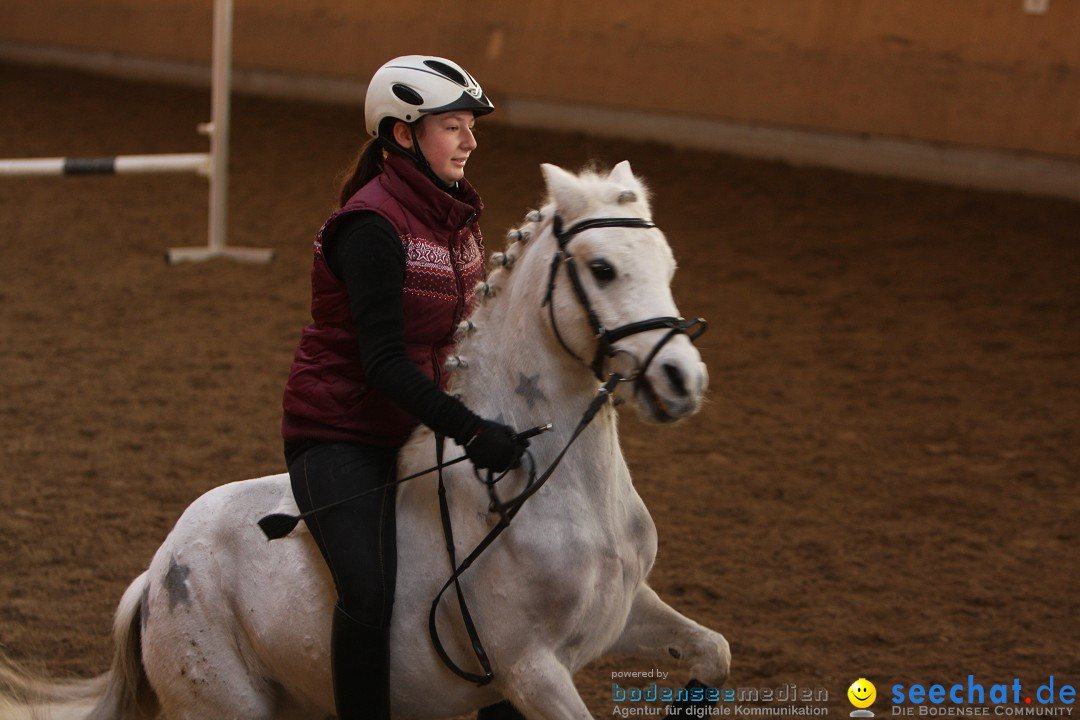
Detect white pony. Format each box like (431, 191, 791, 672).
(1, 161, 730, 719)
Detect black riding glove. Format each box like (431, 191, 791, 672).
(464, 420, 529, 472)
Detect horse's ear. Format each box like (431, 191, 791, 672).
(541, 163, 589, 219)
(609, 161, 647, 206)
(609, 160, 635, 185)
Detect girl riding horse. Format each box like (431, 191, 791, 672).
(281, 55, 529, 720)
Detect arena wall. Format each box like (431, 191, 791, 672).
(2, 0, 1078, 196)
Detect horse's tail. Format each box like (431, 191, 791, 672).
(0, 571, 156, 720)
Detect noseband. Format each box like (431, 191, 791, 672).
(542, 214, 707, 385)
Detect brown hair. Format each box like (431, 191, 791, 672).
(337, 138, 386, 207)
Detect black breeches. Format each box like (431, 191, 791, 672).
(288, 442, 398, 628)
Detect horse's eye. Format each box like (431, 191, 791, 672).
(588, 259, 617, 283)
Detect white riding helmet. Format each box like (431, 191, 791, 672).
(364, 55, 494, 139)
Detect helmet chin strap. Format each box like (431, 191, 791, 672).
(380, 124, 458, 193)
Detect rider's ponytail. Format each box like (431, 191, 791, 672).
(338, 139, 385, 207)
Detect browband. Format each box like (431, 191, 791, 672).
(552, 215, 657, 248)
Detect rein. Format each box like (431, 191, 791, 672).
(431, 214, 708, 684)
(429, 373, 623, 685)
(255, 426, 549, 540)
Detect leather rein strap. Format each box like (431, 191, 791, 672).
(429, 374, 622, 685)
(430, 214, 708, 685)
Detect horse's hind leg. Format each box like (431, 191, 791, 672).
(143, 627, 277, 720)
(141, 581, 277, 720)
(144, 632, 277, 720)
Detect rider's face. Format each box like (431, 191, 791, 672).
(399, 112, 478, 185)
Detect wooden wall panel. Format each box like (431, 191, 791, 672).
(2, 0, 1077, 158)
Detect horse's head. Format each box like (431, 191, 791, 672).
(524, 161, 708, 423)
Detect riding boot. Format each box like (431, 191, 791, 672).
(331, 604, 391, 720)
(477, 700, 527, 720)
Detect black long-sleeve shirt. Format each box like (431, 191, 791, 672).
(322, 211, 481, 444)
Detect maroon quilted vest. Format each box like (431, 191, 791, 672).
(281, 154, 486, 446)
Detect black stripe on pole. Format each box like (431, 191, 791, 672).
(63, 157, 117, 175)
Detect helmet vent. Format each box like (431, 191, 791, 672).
(423, 59, 468, 87)
(392, 84, 424, 105)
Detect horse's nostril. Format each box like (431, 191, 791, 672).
(662, 362, 688, 397)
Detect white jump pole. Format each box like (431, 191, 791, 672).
(167, 0, 273, 264)
(0, 154, 210, 176)
(0, 0, 272, 264)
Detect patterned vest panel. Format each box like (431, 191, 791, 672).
(281, 155, 485, 446)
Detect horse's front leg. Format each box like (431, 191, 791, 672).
(500, 653, 592, 720)
(609, 584, 731, 689)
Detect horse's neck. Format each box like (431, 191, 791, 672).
(455, 326, 610, 449)
(448, 285, 628, 505)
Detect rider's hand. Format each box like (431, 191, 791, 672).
(464, 420, 529, 472)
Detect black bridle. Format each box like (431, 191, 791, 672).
(543, 215, 706, 385)
(428, 214, 709, 685)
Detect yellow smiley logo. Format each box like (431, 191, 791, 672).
(848, 678, 876, 708)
